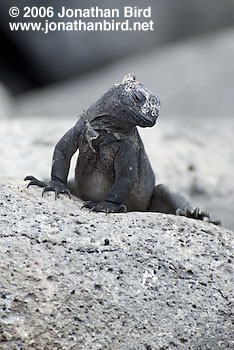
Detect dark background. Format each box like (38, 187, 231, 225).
(1, 0, 234, 94)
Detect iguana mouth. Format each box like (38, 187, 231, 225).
(129, 106, 158, 127)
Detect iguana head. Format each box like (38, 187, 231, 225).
(87, 73, 160, 132)
(117, 73, 161, 128)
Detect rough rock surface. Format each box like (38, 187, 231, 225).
(0, 177, 233, 350)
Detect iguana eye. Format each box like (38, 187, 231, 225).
(132, 91, 145, 103)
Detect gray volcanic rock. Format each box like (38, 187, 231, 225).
(0, 177, 233, 349)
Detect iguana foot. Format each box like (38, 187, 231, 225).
(176, 207, 221, 225)
(81, 200, 127, 214)
(24, 175, 71, 200)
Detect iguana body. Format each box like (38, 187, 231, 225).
(25, 74, 220, 224)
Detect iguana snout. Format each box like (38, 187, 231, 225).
(121, 73, 160, 127)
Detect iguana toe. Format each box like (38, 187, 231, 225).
(24, 175, 47, 188)
(176, 206, 221, 225)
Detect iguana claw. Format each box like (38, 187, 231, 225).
(81, 200, 127, 214)
(176, 207, 221, 225)
(24, 175, 71, 200)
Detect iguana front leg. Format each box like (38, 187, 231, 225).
(25, 118, 84, 198)
(82, 140, 137, 213)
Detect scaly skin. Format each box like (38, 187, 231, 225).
(25, 74, 221, 225)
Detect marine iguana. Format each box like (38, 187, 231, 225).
(25, 74, 220, 225)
